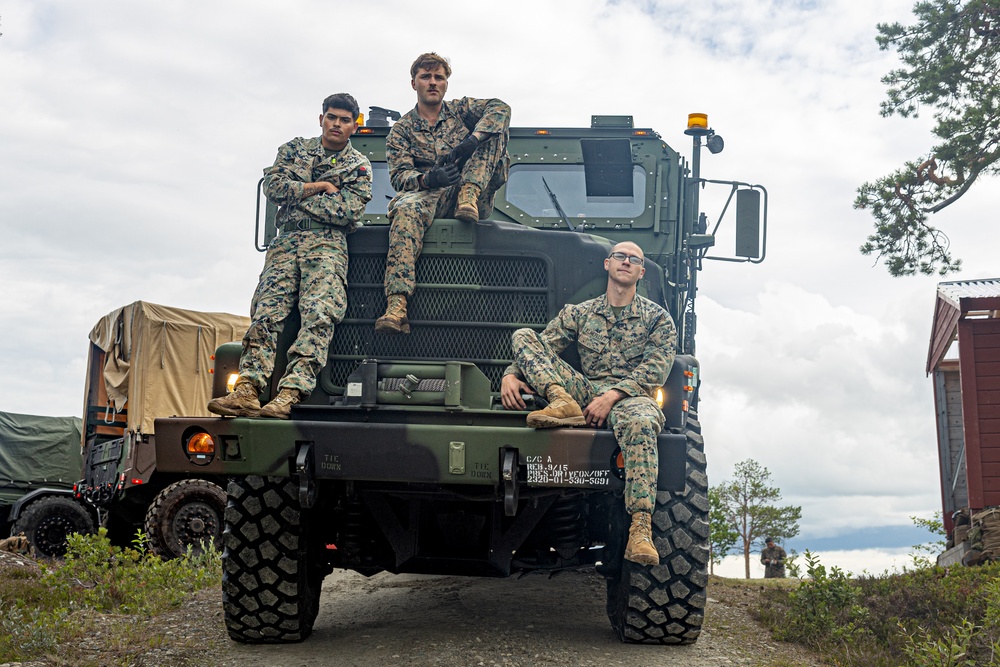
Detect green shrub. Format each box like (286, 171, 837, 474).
(0, 528, 221, 663)
(756, 555, 1000, 667)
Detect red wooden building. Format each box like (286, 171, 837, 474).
(927, 279, 1000, 533)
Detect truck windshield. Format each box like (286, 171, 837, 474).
(505, 164, 646, 219)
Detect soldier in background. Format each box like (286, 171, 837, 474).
(500, 241, 677, 566)
(761, 537, 787, 578)
(375, 52, 511, 335)
(209, 93, 372, 419)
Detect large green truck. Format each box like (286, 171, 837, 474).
(1, 411, 96, 558)
(155, 112, 766, 645)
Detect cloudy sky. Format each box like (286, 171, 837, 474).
(2, 0, 994, 576)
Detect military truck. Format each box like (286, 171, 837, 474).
(77, 301, 250, 558)
(1, 411, 97, 558)
(155, 112, 766, 644)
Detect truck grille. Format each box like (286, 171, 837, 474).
(330, 254, 551, 392)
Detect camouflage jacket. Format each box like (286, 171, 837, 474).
(386, 97, 511, 192)
(506, 293, 677, 399)
(760, 545, 786, 567)
(263, 136, 372, 232)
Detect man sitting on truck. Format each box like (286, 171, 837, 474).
(208, 93, 372, 419)
(499, 241, 677, 566)
(375, 52, 511, 335)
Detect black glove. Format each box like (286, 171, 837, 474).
(446, 134, 480, 166)
(423, 161, 461, 189)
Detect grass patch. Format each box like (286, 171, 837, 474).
(0, 528, 221, 665)
(754, 551, 1000, 667)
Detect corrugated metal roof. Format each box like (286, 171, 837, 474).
(927, 278, 1000, 374)
(937, 278, 1000, 308)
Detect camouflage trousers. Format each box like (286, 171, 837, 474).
(511, 328, 663, 514)
(383, 133, 510, 298)
(240, 226, 348, 396)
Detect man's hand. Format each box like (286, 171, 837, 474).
(423, 162, 461, 189)
(500, 374, 535, 410)
(445, 134, 480, 166)
(583, 389, 624, 428)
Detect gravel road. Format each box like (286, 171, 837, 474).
(206, 569, 823, 667)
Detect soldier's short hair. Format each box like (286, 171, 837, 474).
(410, 52, 451, 79)
(323, 93, 360, 120)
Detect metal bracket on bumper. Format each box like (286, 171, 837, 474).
(502, 448, 518, 516)
(295, 443, 318, 509)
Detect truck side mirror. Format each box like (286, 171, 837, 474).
(735, 189, 761, 259)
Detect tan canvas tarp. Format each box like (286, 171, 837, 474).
(87, 301, 250, 434)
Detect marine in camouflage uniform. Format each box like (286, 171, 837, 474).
(501, 241, 677, 566)
(377, 52, 511, 334)
(209, 94, 372, 419)
(761, 539, 787, 578)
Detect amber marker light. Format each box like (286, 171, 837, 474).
(534, 129, 551, 135)
(226, 373, 240, 393)
(687, 113, 708, 130)
(357, 127, 376, 134)
(186, 432, 216, 457)
(655, 387, 665, 408)
(632, 130, 650, 136)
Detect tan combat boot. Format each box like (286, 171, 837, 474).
(375, 294, 411, 334)
(624, 511, 660, 566)
(207, 380, 261, 417)
(259, 388, 301, 420)
(454, 183, 481, 223)
(526, 385, 586, 428)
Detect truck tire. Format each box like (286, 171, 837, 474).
(144, 479, 226, 559)
(222, 475, 324, 643)
(12, 496, 96, 559)
(606, 411, 709, 644)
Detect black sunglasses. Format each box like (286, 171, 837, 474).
(608, 251, 644, 266)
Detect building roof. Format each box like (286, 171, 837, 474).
(927, 278, 1000, 374)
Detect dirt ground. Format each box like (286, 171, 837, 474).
(0, 551, 824, 667)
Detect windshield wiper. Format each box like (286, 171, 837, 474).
(541, 177, 576, 232)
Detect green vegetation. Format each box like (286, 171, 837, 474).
(856, 0, 1000, 277)
(756, 552, 1000, 666)
(0, 528, 221, 666)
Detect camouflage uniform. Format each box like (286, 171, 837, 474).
(383, 97, 511, 298)
(504, 294, 677, 513)
(240, 136, 372, 396)
(761, 544, 787, 578)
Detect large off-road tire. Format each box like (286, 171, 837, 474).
(222, 475, 324, 643)
(606, 410, 709, 644)
(144, 479, 226, 559)
(12, 496, 96, 559)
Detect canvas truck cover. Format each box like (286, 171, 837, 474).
(0, 411, 83, 491)
(87, 301, 251, 435)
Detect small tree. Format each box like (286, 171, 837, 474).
(715, 459, 802, 579)
(910, 511, 948, 569)
(708, 487, 740, 575)
(855, 0, 1000, 276)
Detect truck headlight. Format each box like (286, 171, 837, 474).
(185, 431, 216, 465)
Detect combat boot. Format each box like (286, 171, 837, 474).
(624, 511, 660, 566)
(259, 388, 301, 420)
(454, 183, 481, 223)
(375, 294, 411, 334)
(207, 380, 261, 417)
(526, 385, 586, 428)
